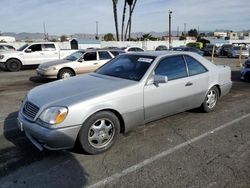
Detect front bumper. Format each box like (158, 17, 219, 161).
(18, 112, 81, 150)
(0, 62, 6, 69)
(36, 68, 57, 79)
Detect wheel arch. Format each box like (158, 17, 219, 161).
(6, 58, 23, 65)
(58, 67, 76, 77)
(82, 108, 126, 134)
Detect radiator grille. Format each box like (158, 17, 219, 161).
(22, 101, 40, 120)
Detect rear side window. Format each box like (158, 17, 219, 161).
(155, 55, 188, 81)
(135, 48, 144, 52)
(184, 55, 207, 76)
(43, 44, 56, 51)
(98, 51, 112, 60)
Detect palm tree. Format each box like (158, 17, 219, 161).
(112, 0, 120, 41)
(125, 0, 137, 40)
(121, 0, 127, 41)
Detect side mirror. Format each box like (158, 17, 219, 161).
(147, 75, 168, 85)
(25, 49, 32, 53)
(78, 58, 83, 62)
(154, 75, 168, 84)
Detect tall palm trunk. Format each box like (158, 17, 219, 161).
(121, 0, 127, 41)
(112, 0, 120, 41)
(125, 0, 137, 40)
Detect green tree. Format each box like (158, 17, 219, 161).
(60, 35, 68, 42)
(104, 33, 115, 41)
(188, 29, 198, 38)
(112, 0, 119, 41)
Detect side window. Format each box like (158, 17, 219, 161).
(43, 44, 56, 51)
(28, 44, 42, 52)
(184, 55, 207, 76)
(155, 56, 188, 81)
(136, 48, 144, 52)
(98, 51, 112, 60)
(84, 52, 97, 61)
(0, 46, 4, 50)
(128, 48, 135, 52)
(110, 51, 119, 56)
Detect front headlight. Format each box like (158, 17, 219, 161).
(0, 55, 4, 59)
(39, 106, 68, 125)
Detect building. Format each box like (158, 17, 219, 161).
(213, 32, 227, 38)
(0, 36, 16, 42)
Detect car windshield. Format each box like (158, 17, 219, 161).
(96, 54, 156, 81)
(64, 51, 85, 61)
(17, 44, 29, 51)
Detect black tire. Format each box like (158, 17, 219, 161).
(58, 69, 74, 79)
(6, 59, 22, 72)
(201, 86, 219, 112)
(78, 111, 120, 155)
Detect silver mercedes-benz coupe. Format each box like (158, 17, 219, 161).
(18, 51, 232, 154)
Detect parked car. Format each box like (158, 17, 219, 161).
(119, 47, 144, 52)
(227, 46, 249, 58)
(36, 49, 115, 79)
(155, 45, 168, 51)
(240, 59, 250, 81)
(203, 44, 218, 56)
(0, 44, 16, 52)
(219, 44, 232, 56)
(0, 42, 77, 72)
(18, 51, 232, 154)
(172, 46, 204, 56)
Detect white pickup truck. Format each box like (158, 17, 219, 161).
(0, 42, 77, 71)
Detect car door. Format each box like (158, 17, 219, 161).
(40, 44, 59, 63)
(23, 44, 43, 65)
(144, 55, 191, 122)
(183, 55, 209, 108)
(98, 51, 113, 67)
(76, 52, 98, 74)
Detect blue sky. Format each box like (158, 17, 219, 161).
(0, 0, 249, 35)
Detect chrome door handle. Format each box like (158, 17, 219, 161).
(185, 82, 193, 86)
(94, 63, 98, 65)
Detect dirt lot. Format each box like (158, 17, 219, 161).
(0, 57, 250, 188)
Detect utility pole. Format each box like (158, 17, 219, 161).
(184, 23, 187, 35)
(168, 10, 172, 49)
(177, 26, 179, 37)
(43, 22, 48, 41)
(95, 21, 99, 40)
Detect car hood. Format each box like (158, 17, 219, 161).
(27, 73, 137, 108)
(0, 51, 22, 55)
(39, 59, 72, 68)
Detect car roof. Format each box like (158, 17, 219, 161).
(120, 51, 201, 58)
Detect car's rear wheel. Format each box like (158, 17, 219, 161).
(78, 111, 120, 154)
(6, 59, 22, 72)
(201, 86, 219, 112)
(58, 69, 74, 79)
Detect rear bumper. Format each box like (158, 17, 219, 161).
(18, 112, 81, 150)
(220, 81, 232, 97)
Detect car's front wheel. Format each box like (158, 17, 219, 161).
(58, 68, 74, 79)
(201, 86, 219, 112)
(6, 59, 22, 72)
(78, 111, 120, 154)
